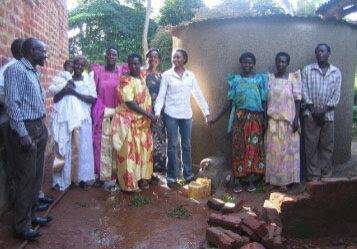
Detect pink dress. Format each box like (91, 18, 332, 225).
(265, 72, 301, 186)
(91, 63, 129, 180)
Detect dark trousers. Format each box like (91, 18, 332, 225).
(8, 119, 48, 233)
(0, 121, 17, 205)
(303, 116, 334, 181)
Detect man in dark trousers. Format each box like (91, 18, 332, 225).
(4, 38, 52, 240)
(302, 43, 342, 182)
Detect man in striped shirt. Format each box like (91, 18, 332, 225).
(4, 38, 52, 240)
(302, 43, 342, 182)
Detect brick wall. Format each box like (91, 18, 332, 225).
(0, 0, 69, 114)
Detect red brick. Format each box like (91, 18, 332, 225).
(273, 235, 283, 249)
(207, 198, 225, 211)
(241, 236, 250, 245)
(222, 200, 244, 214)
(240, 242, 266, 249)
(223, 230, 244, 249)
(206, 226, 222, 246)
(242, 216, 268, 238)
(241, 224, 260, 242)
(218, 233, 235, 249)
(208, 213, 242, 232)
(261, 224, 276, 249)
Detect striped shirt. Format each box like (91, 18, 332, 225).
(0, 58, 18, 124)
(4, 58, 46, 137)
(302, 63, 341, 121)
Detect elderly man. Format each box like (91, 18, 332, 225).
(4, 38, 52, 240)
(302, 43, 342, 182)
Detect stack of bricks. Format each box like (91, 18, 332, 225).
(205, 198, 283, 249)
(0, 0, 69, 115)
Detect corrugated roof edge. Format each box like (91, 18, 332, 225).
(170, 14, 357, 35)
(316, 0, 344, 14)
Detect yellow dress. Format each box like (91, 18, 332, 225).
(112, 73, 153, 191)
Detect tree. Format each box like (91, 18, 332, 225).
(194, 0, 285, 21)
(150, 27, 172, 71)
(158, 0, 204, 26)
(69, 0, 157, 64)
(142, 0, 151, 64)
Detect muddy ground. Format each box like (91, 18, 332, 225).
(1, 151, 357, 249)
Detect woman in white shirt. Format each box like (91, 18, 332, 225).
(154, 49, 212, 188)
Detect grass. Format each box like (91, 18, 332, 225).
(128, 194, 150, 207)
(166, 205, 192, 219)
(177, 178, 186, 186)
(223, 193, 236, 202)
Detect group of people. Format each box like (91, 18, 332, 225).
(0, 36, 341, 241)
(209, 45, 341, 193)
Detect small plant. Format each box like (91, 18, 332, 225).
(128, 194, 149, 207)
(166, 205, 192, 219)
(177, 178, 186, 186)
(223, 193, 236, 202)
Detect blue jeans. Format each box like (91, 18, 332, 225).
(164, 114, 193, 183)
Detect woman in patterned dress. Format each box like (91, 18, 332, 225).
(145, 48, 167, 183)
(265, 52, 301, 192)
(112, 54, 155, 192)
(210, 52, 267, 193)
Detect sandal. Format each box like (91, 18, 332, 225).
(278, 186, 288, 192)
(233, 184, 243, 193)
(247, 183, 256, 192)
(149, 175, 160, 185)
(139, 180, 149, 190)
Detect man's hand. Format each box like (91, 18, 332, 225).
(19, 135, 34, 151)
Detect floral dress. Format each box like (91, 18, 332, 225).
(227, 72, 267, 180)
(265, 72, 301, 186)
(112, 72, 153, 191)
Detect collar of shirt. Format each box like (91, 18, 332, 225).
(20, 58, 41, 77)
(311, 63, 338, 77)
(167, 67, 191, 79)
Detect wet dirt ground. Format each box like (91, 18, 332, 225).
(1, 164, 356, 249)
(0, 161, 268, 249)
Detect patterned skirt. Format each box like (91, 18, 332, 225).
(232, 109, 265, 178)
(151, 115, 167, 173)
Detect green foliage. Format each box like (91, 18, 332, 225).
(128, 194, 150, 207)
(69, 0, 157, 65)
(158, 0, 204, 26)
(166, 205, 192, 219)
(194, 0, 284, 20)
(295, 0, 317, 17)
(223, 193, 236, 202)
(150, 26, 172, 72)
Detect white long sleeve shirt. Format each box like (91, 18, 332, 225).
(154, 67, 210, 119)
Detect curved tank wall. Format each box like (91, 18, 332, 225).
(171, 16, 357, 166)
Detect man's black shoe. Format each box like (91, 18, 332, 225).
(38, 195, 54, 204)
(32, 216, 53, 227)
(14, 229, 41, 241)
(36, 203, 49, 212)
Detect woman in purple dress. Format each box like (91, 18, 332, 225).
(91, 47, 129, 188)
